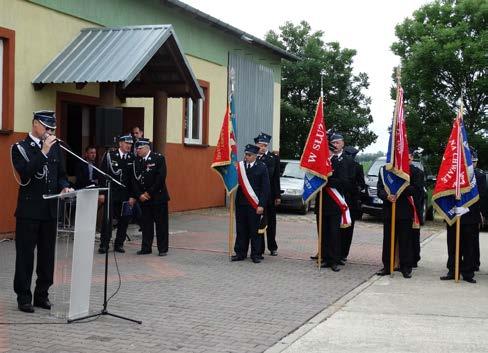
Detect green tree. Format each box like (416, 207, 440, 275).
(266, 21, 376, 159)
(392, 0, 487, 169)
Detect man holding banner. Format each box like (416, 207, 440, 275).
(434, 110, 480, 283)
(232, 144, 270, 263)
(375, 79, 418, 278)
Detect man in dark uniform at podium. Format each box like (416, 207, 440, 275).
(255, 133, 281, 257)
(99, 135, 136, 254)
(11, 111, 72, 313)
(131, 138, 170, 256)
(232, 144, 270, 263)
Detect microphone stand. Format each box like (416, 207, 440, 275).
(57, 141, 141, 324)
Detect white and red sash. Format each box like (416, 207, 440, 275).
(324, 187, 352, 228)
(237, 161, 259, 210)
(407, 196, 420, 229)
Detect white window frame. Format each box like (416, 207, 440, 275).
(0, 39, 3, 131)
(184, 98, 203, 144)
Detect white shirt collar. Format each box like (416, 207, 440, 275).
(29, 132, 41, 147)
(143, 151, 151, 161)
(248, 160, 256, 168)
(118, 149, 126, 159)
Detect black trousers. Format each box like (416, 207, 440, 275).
(446, 223, 476, 279)
(140, 202, 169, 253)
(382, 219, 413, 272)
(100, 200, 130, 249)
(235, 204, 262, 259)
(14, 218, 56, 305)
(340, 219, 355, 259)
(260, 202, 278, 254)
(317, 213, 341, 266)
(412, 228, 421, 265)
(474, 228, 480, 268)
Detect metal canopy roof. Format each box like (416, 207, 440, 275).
(32, 25, 203, 100)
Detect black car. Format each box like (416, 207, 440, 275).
(361, 157, 435, 224)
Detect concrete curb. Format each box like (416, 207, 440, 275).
(264, 229, 445, 353)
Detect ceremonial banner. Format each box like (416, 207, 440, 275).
(432, 111, 479, 225)
(383, 86, 410, 196)
(300, 96, 333, 202)
(211, 93, 238, 194)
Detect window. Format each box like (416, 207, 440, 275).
(184, 98, 203, 144)
(0, 27, 14, 133)
(183, 80, 209, 145)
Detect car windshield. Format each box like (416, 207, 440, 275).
(367, 159, 386, 177)
(282, 162, 304, 179)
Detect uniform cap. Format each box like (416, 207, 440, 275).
(135, 137, 151, 148)
(33, 110, 56, 129)
(329, 132, 344, 142)
(254, 132, 271, 144)
(118, 134, 134, 144)
(244, 144, 260, 155)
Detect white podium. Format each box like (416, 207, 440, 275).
(44, 188, 107, 321)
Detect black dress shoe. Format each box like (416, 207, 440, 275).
(158, 251, 167, 256)
(270, 250, 278, 256)
(463, 277, 476, 284)
(376, 268, 390, 276)
(474, 266, 480, 272)
(18, 303, 35, 313)
(341, 257, 347, 262)
(251, 258, 261, 264)
(258, 255, 264, 260)
(98, 247, 108, 254)
(440, 273, 455, 280)
(337, 260, 346, 266)
(136, 250, 152, 255)
(402, 271, 412, 279)
(33, 299, 52, 310)
(310, 255, 318, 260)
(330, 264, 340, 272)
(231, 255, 245, 262)
(114, 246, 125, 253)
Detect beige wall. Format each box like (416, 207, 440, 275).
(166, 55, 227, 146)
(1, 0, 101, 131)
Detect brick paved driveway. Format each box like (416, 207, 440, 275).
(0, 209, 441, 353)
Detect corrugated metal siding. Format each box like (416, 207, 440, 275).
(229, 53, 274, 157)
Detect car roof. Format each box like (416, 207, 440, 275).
(281, 159, 299, 163)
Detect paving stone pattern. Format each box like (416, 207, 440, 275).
(0, 209, 441, 353)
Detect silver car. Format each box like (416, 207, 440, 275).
(278, 160, 315, 214)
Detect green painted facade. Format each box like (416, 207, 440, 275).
(27, 0, 282, 82)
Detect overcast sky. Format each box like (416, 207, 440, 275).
(183, 0, 433, 153)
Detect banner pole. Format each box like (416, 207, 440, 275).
(228, 191, 235, 259)
(455, 215, 461, 282)
(389, 202, 396, 276)
(318, 189, 323, 270)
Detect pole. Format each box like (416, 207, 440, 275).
(455, 215, 461, 282)
(228, 191, 235, 259)
(318, 189, 323, 269)
(389, 202, 396, 276)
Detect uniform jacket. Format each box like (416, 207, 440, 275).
(12, 134, 69, 220)
(236, 160, 270, 208)
(257, 151, 281, 202)
(318, 153, 356, 216)
(409, 164, 425, 215)
(459, 169, 486, 225)
(131, 151, 170, 204)
(75, 160, 101, 189)
(377, 166, 419, 221)
(100, 149, 134, 202)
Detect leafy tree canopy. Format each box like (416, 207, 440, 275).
(392, 0, 487, 169)
(266, 21, 376, 159)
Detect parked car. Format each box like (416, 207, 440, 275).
(362, 157, 435, 224)
(277, 159, 315, 214)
